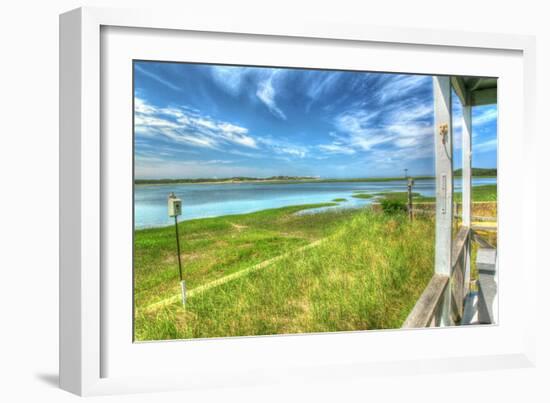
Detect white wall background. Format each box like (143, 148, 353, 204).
(0, 0, 547, 401)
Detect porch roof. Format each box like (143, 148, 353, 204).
(451, 76, 497, 106)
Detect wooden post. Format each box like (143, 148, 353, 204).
(462, 104, 472, 296)
(407, 177, 414, 221)
(433, 76, 453, 326)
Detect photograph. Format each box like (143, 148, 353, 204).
(132, 61, 498, 341)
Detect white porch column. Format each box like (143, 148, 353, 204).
(461, 105, 472, 296)
(462, 105, 472, 227)
(433, 76, 453, 326)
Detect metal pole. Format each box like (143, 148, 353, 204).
(174, 215, 185, 305)
(407, 178, 414, 221)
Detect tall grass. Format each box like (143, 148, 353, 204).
(134, 203, 346, 308)
(135, 209, 435, 340)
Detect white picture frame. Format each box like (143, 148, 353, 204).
(60, 6, 537, 396)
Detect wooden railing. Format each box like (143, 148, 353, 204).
(402, 274, 449, 327)
(403, 225, 470, 328)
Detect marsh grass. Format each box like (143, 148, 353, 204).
(134, 185, 496, 341)
(135, 203, 351, 308)
(374, 184, 496, 204)
(351, 193, 375, 199)
(135, 206, 435, 340)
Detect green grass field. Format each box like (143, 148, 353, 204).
(134, 184, 497, 341)
(135, 203, 340, 309)
(371, 184, 497, 203)
(135, 206, 435, 340)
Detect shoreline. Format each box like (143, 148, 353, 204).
(135, 202, 343, 231)
(135, 175, 496, 187)
(134, 183, 497, 231)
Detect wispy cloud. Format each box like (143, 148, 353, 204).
(305, 72, 343, 111)
(474, 138, 497, 153)
(308, 75, 434, 166)
(134, 60, 497, 178)
(318, 92, 433, 158)
(318, 143, 356, 155)
(135, 65, 181, 91)
(256, 74, 287, 120)
(257, 136, 308, 158)
(135, 158, 273, 180)
(473, 108, 497, 126)
(135, 97, 311, 161)
(210, 66, 247, 96)
(135, 97, 258, 150)
(377, 74, 431, 103)
(210, 66, 287, 120)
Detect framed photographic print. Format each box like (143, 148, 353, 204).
(132, 60, 497, 340)
(60, 6, 537, 396)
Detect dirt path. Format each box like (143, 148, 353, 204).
(140, 237, 327, 313)
(229, 222, 248, 231)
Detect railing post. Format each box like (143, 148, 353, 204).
(433, 76, 453, 326)
(461, 104, 472, 296)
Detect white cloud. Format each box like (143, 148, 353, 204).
(135, 65, 181, 91)
(210, 66, 288, 120)
(191, 117, 218, 130)
(318, 143, 356, 155)
(134, 97, 258, 150)
(274, 146, 306, 158)
(135, 97, 317, 161)
(331, 110, 394, 152)
(378, 74, 431, 103)
(219, 123, 248, 134)
(257, 136, 308, 158)
(135, 159, 273, 180)
(204, 159, 235, 164)
(336, 110, 378, 136)
(134, 114, 179, 129)
(305, 72, 343, 111)
(223, 132, 258, 149)
(318, 89, 434, 159)
(210, 66, 247, 96)
(475, 138, 497, 152)
(473, 108, 497, 126)
(256, 75, 287, 120)
(390, 103, 432, 123)
(159, 107, 186, 119)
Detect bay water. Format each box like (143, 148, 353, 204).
(134, 177, 496, 229)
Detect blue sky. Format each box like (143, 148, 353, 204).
(134, 61, 497, 179)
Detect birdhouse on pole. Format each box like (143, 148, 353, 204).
(168, 192, 182, 217)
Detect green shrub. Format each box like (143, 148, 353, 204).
(380, 198, 407, 214)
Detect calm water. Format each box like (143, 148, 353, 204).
(134, 178, 496, 229)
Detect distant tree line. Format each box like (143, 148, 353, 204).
(135, 168, 496, 185)
(135, 176, 318, 185)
